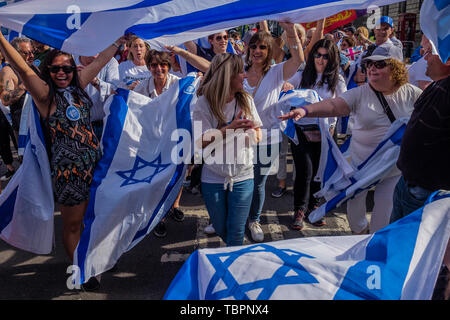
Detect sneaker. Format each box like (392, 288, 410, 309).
(0, 169, 15, 181)
(190, 186, 200, 195)
(183, 176, 191, 187)
(249, 221, 264, 242)
(204, 224, 216, 235)
(290, 209, 305, 230)
(153, 221, 167, 238)
(170, 207, 185, 222)
(271, 186, 287, 198)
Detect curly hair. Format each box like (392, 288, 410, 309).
(386, 58, 409, 87)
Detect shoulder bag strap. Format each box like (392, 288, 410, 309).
(369, 84, 396, 123)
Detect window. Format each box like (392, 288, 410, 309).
(398, 1, 407, 14)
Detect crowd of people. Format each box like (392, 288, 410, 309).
(0, 13, 448, 295)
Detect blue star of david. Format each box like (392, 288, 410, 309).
(205, 243, 318, 300)
(116, 153, 170, 187)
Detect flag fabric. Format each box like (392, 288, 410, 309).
(0, 102, 54, 255)
(17, 93, 32, 156)
(302, 9, 358, 34)
(308, 117, 409, 223)
(0, 0, 404, 56)
(164, 191, 450, 300)
(74, 75, 199, 284)
(342, 46, 364, 61)
(420, 0, 450, 63)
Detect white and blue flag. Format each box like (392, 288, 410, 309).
(308, 118, 408, 223)
(420, 0, 450, 63)
(165, 191, 450, 300)
(74, 75, 199, 284)
(0, 102, 54, 255)
(0, 0, 404, 56)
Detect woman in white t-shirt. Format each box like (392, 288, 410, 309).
(288, 38, 347, 230)
(243, 23, 304, 242)
(193, 53, 262, 246)
(118, 36, 151, 89)
(279, 55, 422, 234)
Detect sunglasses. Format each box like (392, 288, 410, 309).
(215, 35, 228, 41)
(249, 44, 268, 50)
(313, 52, 329, 60)
(48, 65, 76, 74)
(150, 62, 169, 68)
(365, 60, 388, 70)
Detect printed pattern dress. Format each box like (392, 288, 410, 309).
(47, 87, 102, 206)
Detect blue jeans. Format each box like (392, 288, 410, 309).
(201, 179, 254, 246)
(248, 143, 280, 223)
(390, 176, 434, 223)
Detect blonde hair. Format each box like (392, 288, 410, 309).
(198, 53, 252, 126)
(386, 58, 409, 87)
(127, 35, 150, 61)
(357, 26, 369, 38)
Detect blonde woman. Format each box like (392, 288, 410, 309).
(193, 53, 262, 246)
(280, 48, 422, 234)
(118, 35, 151, 89)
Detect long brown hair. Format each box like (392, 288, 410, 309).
(198, 53, 252, 126)
(245, 31, 273, 76)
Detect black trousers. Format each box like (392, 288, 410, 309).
(290, 125, 321, 212)
(0, 111, 14, 165)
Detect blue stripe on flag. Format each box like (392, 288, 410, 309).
(76, 88, 129, 283)
(131, 76, 195, 242)
(333, 205, 423, 300)
(323, 137, 338, 184)
(22, 13, 91, 50)
(0, 186, 19, 233)
(164, 250, 200, 299)
(126, 0, 333, 39)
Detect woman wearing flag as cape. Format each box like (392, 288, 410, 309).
(279, 46, 422, 234)
(0, 30, 128, 266)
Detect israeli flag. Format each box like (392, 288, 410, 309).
(0, 102, 54, 255)
(17, 93, 32, 156)
(74, 75, 199, 284)
(308, 118, 408, 223)
(165, 191, 450, 300)
(420, 0, 450, 63)
(0, 0, 405, 56)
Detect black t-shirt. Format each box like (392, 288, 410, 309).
(397, 76, 450, 190)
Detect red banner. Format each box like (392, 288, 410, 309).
(302, 10, 357, 34)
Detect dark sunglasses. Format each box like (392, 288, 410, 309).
(215, 35, 228, 41)
(365, 60, 388, 70)
(249, 44, 268, 50)
(48, 65, 76, 74)
(313, 52, 329, 60)
(150, 62, 169, 68)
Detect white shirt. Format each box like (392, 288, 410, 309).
(133, 73, 180, 99)
(407, 57, 432, 88)
(340, 83, 422, 165)
(288, 71, 347, 126)
(75, 57, 120, 122)
(243, 62, 285, 145)
(193, 95, 262, 185)
(118, 60, 151, 88)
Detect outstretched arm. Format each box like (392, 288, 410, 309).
(279, 22, 304, 81)
(0, 31, 49, 109)
(278, 97, 350, 121)
(166, 45, 211, 73)
(78, 35, 128, 89)
(304, 18, 325, 59)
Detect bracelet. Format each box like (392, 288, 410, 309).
(300, 106, 309, 116)
(112, 42, 120, 49)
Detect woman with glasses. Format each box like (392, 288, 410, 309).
(118, 35, 151, 90)
(244, 22, 304, 242)
(287, 38, 347, 230)
(184, 31, 229, 63)
(279, 52, 422, 234)
(193, 53, 262, 246)
(0, 31, 127, 272)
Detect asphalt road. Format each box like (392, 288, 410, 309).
(0, 151, 445, 301)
